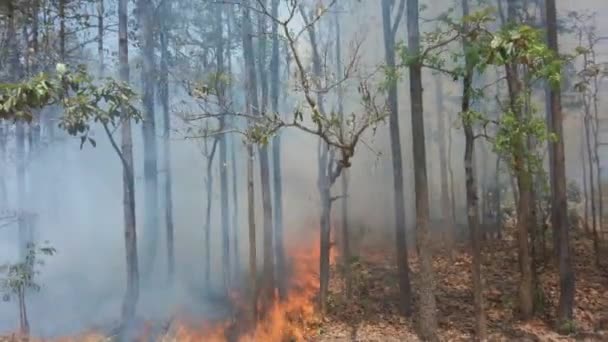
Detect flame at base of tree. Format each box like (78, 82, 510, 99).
(165, 233, 336, 342)
(3, 231, 337, 342)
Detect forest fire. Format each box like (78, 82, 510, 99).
(2, 234, 336, 342)
(163, 235, 335, 342)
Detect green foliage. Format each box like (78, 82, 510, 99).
(0, 64, 140, 148)
(0, 242, 56, 302)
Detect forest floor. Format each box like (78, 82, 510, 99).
(306, 226, 608, 342)
(0, 225, 606, 342)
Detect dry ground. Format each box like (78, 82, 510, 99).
(307, 228, 608, 342)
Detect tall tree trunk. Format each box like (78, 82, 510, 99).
(334, 3, 351, 299)
(97, 0, 104, 76)
(495, 155, 503, 239)
(216, 4, 232, 291)
(407, 0, 438, 339)
(159, 0, 175, 283)
(138, 0, 159, 280)
(118, 0, 139, 325)
(204, 138, 218, 288)
(59, 0, 66, 60)
(461, 1, 487, 338)
(435, 75, 455, 251)
(448, 114, 457, 225)
(247, 142, 257, 323)
(252, 0, 275, 303)
(545, 0, 575, 328)
(242, 0, 264, 316)
(581, 123, 589, 233)
(592, 73, 603, 266)
(299, 5, 333, 314)
(270, 0, 286, 300)
(505, 0, 534, 320)
(226, 4, 240, 281)
(584, 105, 599, 263)
(381, 0, 413, 316)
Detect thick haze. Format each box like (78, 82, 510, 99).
(0, 0, 606, 336)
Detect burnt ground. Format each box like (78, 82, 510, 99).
(307, 227, 608, 342)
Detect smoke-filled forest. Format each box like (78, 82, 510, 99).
(0, 0, 607, 340)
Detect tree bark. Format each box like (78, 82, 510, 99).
(118, 0, 139, 325)
(159, 0, 175, 283)
(381, 0, 413, 316)
(334, 2, 351, 300)
(204, 137, 218, 288)
(461, 1, 487, 338)
(581, 123, 589, 233)
(435, 75, 455, 251)
(216, 3, 232, 291)
(252, 0, 275, 303)
(97, 0, 104, 76)
(138, 0, 159, 280)
(505, 0, 534, 320)
(270, 0, 286, 300)
(407, 0, 438, 338)
(242, 0, 265, 316)
(545, 0, 575, 328)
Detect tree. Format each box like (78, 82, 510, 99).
(216, 2, 232, 290)
(251, 0, 276, 305)
(241, 0, 262, 319)
(158, 0, 176, 283)
(138, 0, 160, 279)
(118, 0, 139, 326)
(380, 0, 412, 315)
(270, 0, 286, 300)
(460, 1, 487, 337)
(0, 242, 55, 336)
(406, 0, 439, 338)
(544, 0, 575, 330)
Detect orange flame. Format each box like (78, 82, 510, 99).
(10, 231, 334, 342)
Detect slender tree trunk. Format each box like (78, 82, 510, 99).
(118, 0, 139, 325)
(448, 116, 457, 225)
(226, 6, 240, 279)
(585, 114, 599, 264)
(461, 1, 487, 338)
(0, 123, 6, 209)
(495, 155, 503, 239)
(381, 0, 413, 315)
(251, 0, 275, 303)
(204, 138, 218, 289)
(545, 0, 575, 327)
(269, 0, 286, 300)
(505, 0, 534, 320)
(242, 0, 264, 316)
(407, 0, 438, 338)
(138, 0, 159, 279)
(435, 75, 455, 251)
(59, 0, 66, 60)
(216, 4, 232, 291)
(592, 76, 603, 265)
(18, 286, 29, 335)
(159, 0, 175, 283)
(317, 143, 332, 315)
(299, 7, 334, 314)
(334, 2, 352, 299)
(97, 0, 104, 76)
(582, 123, 589, 233)
(247, 142, 257, 323)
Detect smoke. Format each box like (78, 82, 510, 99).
(1, 0, 605, 337)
